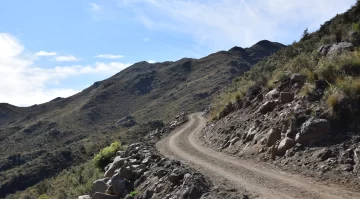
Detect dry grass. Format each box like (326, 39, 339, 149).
(299, 83, 314, 96)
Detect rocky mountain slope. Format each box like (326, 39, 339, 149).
(0, 41, 284, 197)
(203, 1, 360, 193)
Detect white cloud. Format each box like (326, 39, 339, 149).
(55, 55, 81, 62)
(147, 60, 156, 63)
(142, 38, 150, 42)
(35, 51, 57, 56)
(0, 33, 131, 106)
(90, 2, 102, 13)
(95, 54, 124, 59)
(120, 0, 356, 48)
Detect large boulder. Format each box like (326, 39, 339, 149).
(267, 128, 281, 147)
(295, 117, 330, 144)
(119, 166, 135, 180)
(277, 138, 295, 155)
(92, 179, 109, 197)
(318, 42, 354, 57)
(265, 89, 279, 101)
(111, 174, 127, 196)
(104, 156, 128, 178)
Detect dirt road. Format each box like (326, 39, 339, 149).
(156, 112, 360, 199)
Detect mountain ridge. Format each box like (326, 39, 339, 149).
(0, 40, 284, 197)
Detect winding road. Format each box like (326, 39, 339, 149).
(156, 112, 360, 199)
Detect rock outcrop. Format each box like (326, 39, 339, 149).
(318, 42, 354, 57)
(79, 143, 241, 199)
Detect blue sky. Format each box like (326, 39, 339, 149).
(0, 0, 356, 106)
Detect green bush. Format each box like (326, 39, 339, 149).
(93, 141, 122, 170)
(353, 23, 360, 32)
(129, 190, 140, 197)
(38, 194, 50, 199)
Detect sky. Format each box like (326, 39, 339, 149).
(0, 0, 357, 106)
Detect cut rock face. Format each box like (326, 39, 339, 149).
(295, 117, 330, 144)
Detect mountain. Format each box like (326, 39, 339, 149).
(0, 40, 284, 197)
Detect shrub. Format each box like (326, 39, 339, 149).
(129, 190, 140, 197)
(335, 77, 360, 98)
(316, 59, 338, 83)
(38, 194, 50, 199)
(325, 88, 343, 115)
(299, 83, 314, 97)
(267, 69, 287, 89)
(353, 23, 360, 32)
(93, 141, 122, 170)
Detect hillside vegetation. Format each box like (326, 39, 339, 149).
(201, 1, 360, 192)
(210, 1, 360, 121)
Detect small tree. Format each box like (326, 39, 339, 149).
(302, 28, 310, 40)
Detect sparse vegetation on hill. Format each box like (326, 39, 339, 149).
(210, 1, 360, 120)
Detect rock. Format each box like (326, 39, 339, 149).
(285, 122, 296, 139)
(141, 190, 154, 199)
(290, 73, 306, 83)
(229, 137, 240, 146)
(141, 156, 150, 164)
(78, 195, 90, 199)
(279, 92, 294, 104)
(277, 138, 295, 155)
(341, 164, 354, 172)
(271, 141, 280, 160)
(92, 179, 109, 197)
(111, 174, 127, 196)
(267, 128, 281, 147)
(116, 151, 125, 158)
(168, 173, 183, 184)
(92, 192, 120, 199)
(180, 185, 202, 199)
(119, 166, 134, 180)
(156, 169, 168, 178)
(117, 115, 136, 127)
(104, 157, 129, 178)
(318, 42, 354, 57)
(295, 118, 330, 144)
(258, 100, 278, 114)
(354, 147, 360, 172)
(313, 148, 333, 161)
(265, 89, 280, 100)
(350, 31, 360, 46)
